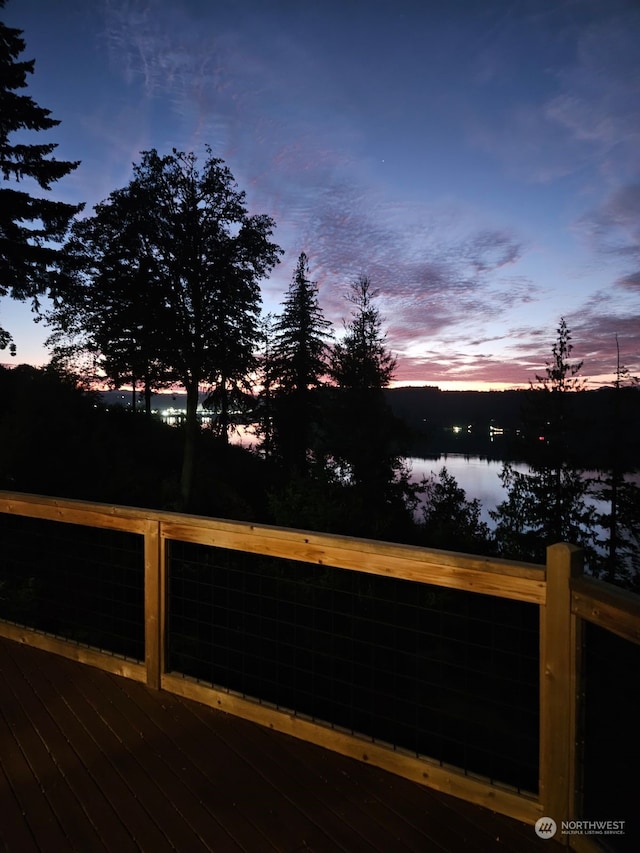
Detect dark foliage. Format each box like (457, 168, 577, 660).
(48, 148, 281, 509)
(491, 320, 599, 566)
(269, 252, 332, 474)
(419, 466, 495, 556)
(0, 1, 82, 353)
(0, 364, 272, 519)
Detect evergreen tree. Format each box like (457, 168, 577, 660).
(0, 0, 82, 354)
(616, 478, 640, 590)
(330, 275, 396, 390)
(325, 276, 416, 538)
(252, 312, 278, 458)
(270, 252, 332, 473)
(593, 338, 640, 587)
(328, 277, 401, 486)
(491, 319, 597, 564)
(420, 467, 494, 555)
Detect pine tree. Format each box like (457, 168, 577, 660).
(325, 276, 416, 538)
(421, 467, 494, 555)
(491, 319, 597, 564)
(593, 337, 640, 587)
(330, 276, 396, 390)
(0, 0, 82, 354)
(327, 275, 401, 490)
(270, 252, 332, 473)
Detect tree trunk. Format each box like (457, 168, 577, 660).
(179, 381, 200, 511)
(219, 378, 229, 445)
(144, 372, 152, 418)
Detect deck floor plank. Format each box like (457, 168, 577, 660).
(39, 655, 230, 853)
(192, 702, 440, 853)
(1, 645, 181, 852)
(0, 637, 565, 852)
(238, 715, 522, 853)
(0, 659, 100, 853)
(1, 644, 131, 852)
(232, 715, 457, 853)
(75, 660, 277, 852)
(0, 758, 40, 853)
(54, 663, 244, 852)
(189, 702, 387, 853)
(118, 683, 344, 853)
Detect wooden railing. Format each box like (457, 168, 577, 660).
(1, 490, 638, 850)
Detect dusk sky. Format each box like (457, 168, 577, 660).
(3, 0, 639, 389)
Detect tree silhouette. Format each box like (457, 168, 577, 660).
(252, 313, 278, 458)
(51, 148, 281, 509)
(47, 181, 173, 411)
(330, 275, 396, 390)
(492, 319, 597, 564)
(420, 467, 493, 555)
(325, 275, 415, 536)
(270, 252, 332, 473)
(0, 0, 82, 354)
(593, 337, 640, 587)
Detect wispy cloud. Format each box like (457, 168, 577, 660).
(579, 183, 640, 289)
(91, 0, 638, 388)
(468, 1, 640, 185)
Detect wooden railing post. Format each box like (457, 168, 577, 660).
(144, 519, 163, 689)
(540, 542, 583, 841)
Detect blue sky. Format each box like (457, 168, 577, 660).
(2, 0, 639, 389)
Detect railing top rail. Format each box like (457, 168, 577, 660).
(572, 574, 640, 645)
(0, 490, 545, 602)
(0, 490, 153, 534)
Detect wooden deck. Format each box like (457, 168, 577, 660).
(0, 636, 563, 852)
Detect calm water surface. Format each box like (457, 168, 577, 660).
(408, 455, 529, 525)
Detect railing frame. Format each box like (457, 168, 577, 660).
(1, 491, 639, 849)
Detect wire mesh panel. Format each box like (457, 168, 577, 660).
(580, 623, 639, 852)
(0, 512, 144, 660)
(167, 540, 540, 793)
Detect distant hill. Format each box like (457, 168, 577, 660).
(384, 385, 640, 465)
(384, 387, 526, 430)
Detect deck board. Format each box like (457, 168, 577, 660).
(0, 636, 564, 852)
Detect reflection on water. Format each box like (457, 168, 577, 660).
(409, 455, 629, 537)
(408, 455, 527, 525)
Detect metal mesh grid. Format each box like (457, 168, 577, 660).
(0, 512, 144, 660)
(581, 623, 639, 851)
(167, 540, 540, 792)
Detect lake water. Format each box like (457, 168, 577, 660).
(231, 427, 622, 534)
(409, 454, 635, 537)
(407, 454, 529, 525)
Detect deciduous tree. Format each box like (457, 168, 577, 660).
(50, 148, 281, 509)
(47, 181, 173, 410)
